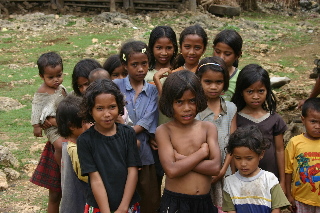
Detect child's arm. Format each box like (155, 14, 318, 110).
(189, 122, 221, 176)
(89, 171, 111, 213)
(271, 209, 280, 213)
(274, 134, 286, 193)
(285, 173, 296, 212)
(212, 154, 232, 184)
(115, 167, 138, 213)
(153, 68, 171, 96)
(156, 125, 209, 179)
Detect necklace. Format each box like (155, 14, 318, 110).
(183, 64, 191, 71)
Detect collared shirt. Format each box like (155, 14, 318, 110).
(196, 97, 237, 176)
(114, 76, 159, 165)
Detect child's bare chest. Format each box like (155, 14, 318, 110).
(170, 128, 206, 156)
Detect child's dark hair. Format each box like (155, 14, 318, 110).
(148, 26, 178, 70)
(103, 54, 123, 76)
(213, 29, 243, 68)
(119, 40, 151, 66)
(56, 95, 83, 138)
(37, 52, 63, 76)
(159, 70, 207, 117)
(231, 64, 276, 113)
(72, 58, 102, 96)
(173, 24, 208, 70)
(196, 56, 229, 92)
(79, 79, 125, 123)
(226, 125, 270, 155)
(88, 68, 110, 83)
(302, 97, 320, 117)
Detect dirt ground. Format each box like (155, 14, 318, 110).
(0, 4, 320, 213)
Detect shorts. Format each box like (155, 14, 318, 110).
(30, 141, 61, 192)
(295, 200, 320, 213)
(84, 202, 140, 213)
(158, 189, 218, 213)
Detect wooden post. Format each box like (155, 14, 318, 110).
(110, 0, 116, 12)
(189, 0, 197, 12)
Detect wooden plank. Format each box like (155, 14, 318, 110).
(65, 3, 109, 7)
(134, 1, 180, 5)
(134, 6, 177, 10)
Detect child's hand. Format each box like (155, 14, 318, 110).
(149, 138, 158, 150)
(33, 125, 42, 137)
(114, 207, 128, 213)
(154, 68, 171, 80)
(286, 193, 296, 212)
(116, 115, 125, 124)
(174, 149, 186, 161)
(41, 119, 53, 130)
(200, 142, 209, 158)
(211, 170, 225, 184)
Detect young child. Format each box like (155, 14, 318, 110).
(195, 56, 237, 212)
(31, 51, 67, 167)
(231, 64, 287, 192)
(285, 97, 320, 213)
(88, 68, 110, 83)
(77, 79, 142, 213)
(103, 54, 128, 80)
(223, 125, 290, 213)
(114, 40, 160, 213)
(145, 25, 178, 85)
(56, 95, 91, 213)
(71, 58, 102, 96)
(154, 24, 207, 96)
(213, 29, 243, 101)
(156, 70, 221, 213)
(30, 51, 66, 213)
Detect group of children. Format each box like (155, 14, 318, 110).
(29, 23, 320, 213)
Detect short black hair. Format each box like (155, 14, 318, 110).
(56, 95, 83, 138)
(79, 79, 125, 123)
(88, 68, 110, 83)
(226, 125, 270, 155)
(72, 58, 102, 96)
(159, 70, 207, 118)
(231, 64, 276, 113)
(148, 26, 178, 70)
(196, 56, 229, 92)
(37, 52, 63, 76)
(302, 97, 320, 117)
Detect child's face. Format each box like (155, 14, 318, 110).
(201, 70, 224, 100)
(110, 65, 128, 80)
(302, 109, 320, 140)
(41, 65, 63, 89)
(172, 89, 197, 125)
(242, 81, 267, 110)
(233, 146, 262, 178)
(181, 34, 205, 67)
(213, 42, 239, 70)
(153, 37, 174, 67)
(77, 77, 90, 95)
(91, 93, 119, 134)
(124, 52, 149, 83)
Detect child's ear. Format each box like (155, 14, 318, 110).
(301, 115, 305, 124)
(259, 151, 265, 160)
